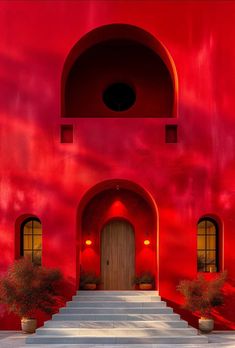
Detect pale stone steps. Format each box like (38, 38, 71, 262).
(72, 297, 162, 302)
(44, 320, 188, 328)
(22, 345, 212, 348)
(67, 301, 166, 308)
(26, 290, 208, 345)
(35, 328, 198, 336)
(52, 313, 182, 321)
(59, 307, 173, 314)
(76, 291, 159, 296)
(26, 335, 208, 345)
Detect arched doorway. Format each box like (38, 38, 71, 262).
(101, 219, 135, 290)
(77, 179, 159, 290)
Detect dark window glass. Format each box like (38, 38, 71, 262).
(21, 218, 42, 265)
(197, 218, 218, 272)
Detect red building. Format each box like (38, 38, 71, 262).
(0, 0, 235, 330)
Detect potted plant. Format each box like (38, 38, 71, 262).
(177, 272, 227, 333)
(0, 258, 62, 333)
(80, 272, 101, 290)
(133, 272, 154, 290)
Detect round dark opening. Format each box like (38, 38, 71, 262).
(103, 82, 136, 112)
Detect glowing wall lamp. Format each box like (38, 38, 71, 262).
(144, 239, 150, 246)
(85, 239, 92, 246)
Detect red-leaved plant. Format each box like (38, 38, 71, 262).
(177, 272, 227, 318)
(0, 258, 63, 318)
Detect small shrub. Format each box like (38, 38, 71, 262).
(80, 272, 101, 289)
(0, 258, 63, 318)
(133, 272, 154, 285)
(177, 272, 227, 318)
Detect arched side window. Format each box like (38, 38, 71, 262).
(20, 218, 42, 265)
(197, 217, 219, 272)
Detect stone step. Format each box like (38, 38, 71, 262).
(44, 320, 188, 328)
(26, 335, 208, 345)
(52, 313, 181, 321)
(36, 327, 198, 336)
(73, 295, 162, 302)
(59, 307, 173, 314)
(67, 301, 166, 308)
(22, 346, 210, 348)
(76, 290, 159, 296)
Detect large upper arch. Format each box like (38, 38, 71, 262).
(61, 24, 178, 118)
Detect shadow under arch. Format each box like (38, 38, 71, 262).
(61, 23, 178, 117)
(76, 179, 159, 290)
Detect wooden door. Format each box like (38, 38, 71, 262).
(101, 219, 135, 290)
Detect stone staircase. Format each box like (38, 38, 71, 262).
(26, 290, 208, 346)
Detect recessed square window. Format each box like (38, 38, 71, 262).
(165, 125, 178, 143)
(61, 125, 73, 143)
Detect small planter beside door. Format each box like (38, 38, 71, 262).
(80, 272, 101, 290)
(134, 272, 154, 290)
(83, 283, 97, 290)
(139, 283, 153, 290)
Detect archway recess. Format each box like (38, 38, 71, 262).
(76, 179, 159, 290)
(62, 24, 178, 118)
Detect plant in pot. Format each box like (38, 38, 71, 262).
(0, 257, 62, 333)
(80, 272, 101, 290)
(177, 272, 227, 333)
(133, 272, 154, 290)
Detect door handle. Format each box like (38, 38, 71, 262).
(106, 260, 109, 266)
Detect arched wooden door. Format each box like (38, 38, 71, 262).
(101, 219, 135, 290)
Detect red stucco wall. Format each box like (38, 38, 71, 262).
(1, 0, 235, 330)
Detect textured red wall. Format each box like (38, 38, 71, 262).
(1, 0, 235, 330)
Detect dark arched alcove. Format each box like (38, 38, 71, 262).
(62, 24, 178, 118)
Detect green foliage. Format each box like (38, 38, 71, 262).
(0, 258, 63, 318)
(177, 272, 227, 318)
(133, 272, 154, 285)
(80, 272, 101, 289)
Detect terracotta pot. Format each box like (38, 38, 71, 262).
(139, 283, 152, 290)
(84, 283, 97, 290)
(21, 317, 37, 334)
(199, 318, 214, 333)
